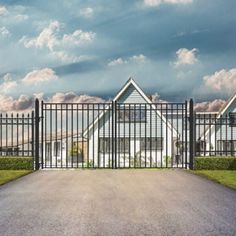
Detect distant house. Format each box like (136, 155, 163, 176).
(81, 78, 180, 168)
(198, 94, 236, 155)
(36, 78, 193, 168)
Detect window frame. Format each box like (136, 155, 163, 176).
(45, 142, 51, 160)
(140, 137, 163, 151)
(117, 106, 147, 123)
(99, 138, 130, 154)
(229, 112, 236, 127)
(217, 140, 236, 156)
(53, 141, 61, 157)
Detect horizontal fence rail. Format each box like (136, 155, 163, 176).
(0, 112, 34, 157)
(40, 101, 189, 169)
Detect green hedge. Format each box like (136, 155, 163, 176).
(194, 157, 236, 170)
(0, 157, 33, 170)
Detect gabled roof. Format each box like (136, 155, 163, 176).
(113, 77, 148, 102)
(217, 93, 236, 117)
(83, 78, 178, 137)
(200, 93, 236, 139)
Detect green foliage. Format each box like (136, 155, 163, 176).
(85, 160, 94, 168)
(0, 157, 33, 170)
(130, 157, 145, 168)
(194, 157, 236, 170)
(0, 170, 33, 185)
(163, 155, 172, 167)
(192, 170, 236, 189)
(69, 143, 82, 157)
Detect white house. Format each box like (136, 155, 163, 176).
(81, 78, 181, 168)
(198, 94, 236, 156)
(39, 78, 189, 168)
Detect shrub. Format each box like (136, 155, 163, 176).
(194, 157, 236, 170)
(0, 157, 33, 170)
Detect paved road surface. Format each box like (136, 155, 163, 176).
(0, 169, 236, 236)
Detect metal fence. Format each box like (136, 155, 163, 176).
(195, 113, 236, 157)
(39, 100, 190, 169)
(2, 98, 235, 170)
(5, 98, 233, 169)
(0, 112, 34, 157)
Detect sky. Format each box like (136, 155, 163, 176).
(0, 0, 236, 112)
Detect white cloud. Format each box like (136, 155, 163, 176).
(0, 27, 10, 37)
(203, 68, 236, 95)
(144, 0, 192, 7)
(80, 7, 94, 18)
(0, 74, 17, 93)
(49, 92, 105, 103)
(130, 54, 146, 62)
(22, 68, 58, 85)
(20, 20, 95, 51)
(0, 94, 34, 112)
(21, 21, 60, 51)
(0, 87, 168, 112)
(14, 14, 29, 21)
(0, 92, 105, 112)
(108, 58, 127, 66)
(0, 5, 8, 16)
(194, 99, 226, 112)
(108, 54, 146, 66)
(62, 29, 95, 45)
(151, 93, 167, 103)
(51, 51, 83, 63)
(175, 48, 198, 66)
(0, 68, 58, 95)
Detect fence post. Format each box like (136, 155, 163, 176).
(35, 99, 40, 170)
(189, 99, 195, 170)
(114, 101, 117, 169)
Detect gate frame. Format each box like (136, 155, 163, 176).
(189, 99, 195, 170)
(36, 99, 194, 169)
(35, 99, 40, 170)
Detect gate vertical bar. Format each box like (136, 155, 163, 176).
(189, 99, 195, 170)
(31, 111, 35, 169)
(35, 99, 40, 170)
(111, 101, 114, 169)
(41, 101, 44, 169)
(114, 101, 117, 169)
(184, 101, 188, 169)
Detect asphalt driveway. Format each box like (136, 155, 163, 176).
(0, 169, 236, 236)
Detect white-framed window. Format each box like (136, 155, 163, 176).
(53, 141, 61, 157)
(229, 113, 236, 127)
(117, 138, 130, 153)
(45, 142, 51, 161)
(217, 140, 236, 152)
(99, 138, 130, 153)
(118, 107, 146, 123)
(99, 138, 112, 153)
(140, 137, 163, 151)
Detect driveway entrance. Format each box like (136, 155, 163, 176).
(0, 170, 236, 236)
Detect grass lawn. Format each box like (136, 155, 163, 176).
(193, 170, 236, 189)
(0, 170, 33, 186)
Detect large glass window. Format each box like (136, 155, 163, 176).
(118, 107, 146, 123)
(45, 142, 51, 161)
(217, 140, 236, 154)
(53, 141, 61, 157)
(118, 138, 130, 153)
(140, 137, 163, 151)
(99, 138, 112, 153)
(99, 138, 130, 153)
(229, 113, 236, 127)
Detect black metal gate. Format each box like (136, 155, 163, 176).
(37, 99, 193, 169)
